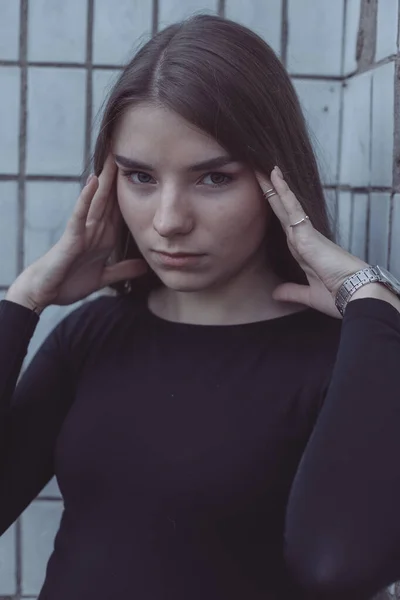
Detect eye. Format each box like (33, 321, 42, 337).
(201, 172, 233, 187)
(121, 170, 155, 184)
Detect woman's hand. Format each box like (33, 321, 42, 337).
(7, 153, 147, 311)
(256, 166, 370, 319)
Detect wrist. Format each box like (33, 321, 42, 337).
(5, 285, 45, 315)
(349, 282, 400, 312)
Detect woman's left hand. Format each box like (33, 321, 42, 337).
(256, 166, 370, 319)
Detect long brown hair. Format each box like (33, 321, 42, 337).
(92, 14, 336, 297)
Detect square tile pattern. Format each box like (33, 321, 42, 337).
(1, 0, 400, 597)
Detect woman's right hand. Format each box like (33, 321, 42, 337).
(6, 153, 148, 312)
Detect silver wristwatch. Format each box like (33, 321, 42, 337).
(335, 265, 400, 317)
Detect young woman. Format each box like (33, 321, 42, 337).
(1, 14, 400, 600)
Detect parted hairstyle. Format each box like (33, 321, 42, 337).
(91, 13, 336, 296)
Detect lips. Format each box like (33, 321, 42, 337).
(154, 251, 202, 257)
(151, 250, 205, 268)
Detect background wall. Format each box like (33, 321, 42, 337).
(0, 0, 399, 598)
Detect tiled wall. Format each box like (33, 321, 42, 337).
(0, 1, 399, 598)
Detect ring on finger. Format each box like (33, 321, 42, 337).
(263, 188, 277, 199)
(290, 215, 310, 228)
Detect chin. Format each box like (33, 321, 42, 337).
(155, 270, 215, 292)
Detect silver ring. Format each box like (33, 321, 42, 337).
(263, 188, 277, 199)
(290, 215, 310, 228)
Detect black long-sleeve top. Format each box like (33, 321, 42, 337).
(1, 292, 400, 600)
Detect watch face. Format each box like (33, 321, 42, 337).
(376, 266, 400, 294)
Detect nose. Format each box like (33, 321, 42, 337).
(152, 188, 194, 238)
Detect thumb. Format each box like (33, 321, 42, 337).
(272, 283, 311, 306)
(101, 259, 148, 286)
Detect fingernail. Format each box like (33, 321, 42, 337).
(274, 166, 283, 179)
(86, 173, 94, 185)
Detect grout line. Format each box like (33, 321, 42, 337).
(393, 57, 400, 191)
(281, 0, 288, 67)
(368, 69, 374, 185)
(15, 11, 29, 600)
(290, 73, 345, 81)
(335, 0, 348, 202)
(349, 191, 355, 254)
(152, 0, 159, 36)
(218, 0, 225, 17)
(336, 80, 345, 187)
(17, 0, 28, 275)
(35, 496, 63, 502)
(83, 0, 94, 179)
(365, 191, 371, 263)
(366, 66, 373, 264)
(388, 192, 395, 270)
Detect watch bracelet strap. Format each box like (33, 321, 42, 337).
(335, 266, 381, 317)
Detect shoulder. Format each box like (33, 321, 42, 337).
(53, 291, 147, 355)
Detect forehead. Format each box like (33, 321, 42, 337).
(112, 103, 225, 166)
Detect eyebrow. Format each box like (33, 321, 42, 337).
(113, 154, 237, 172)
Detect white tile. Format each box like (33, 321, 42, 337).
(368, 193, 391, 267)
(339, 71, 372, 186)
(287, 0, 344, 75)
(26, 68, 86, 176)
(390, 194, 400, 279)
(0, 182, 19, 286)
(350, 193, 368, 261)
(24, 182, 80, 268)
(337, 192, 352, 250)
(91, 69, 121, 153)
(28, 0, 87, 63)
(39, 477, 61, 499)
(225, 0, 282, 56)
(93, 0, 152, 65)
(294, 80, 341, 185)
(0, 524, 17, 595)
(371, 61, 395, 187)
(343, 0, 361, 75)
(21, 501, 63, 596)
(158, 0, 218, 28)
(0, 67, 20, 174)
(0, 0, 20, 60)
(375, 0, 398, 61)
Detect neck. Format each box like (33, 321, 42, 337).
(148, 263, 306, 325)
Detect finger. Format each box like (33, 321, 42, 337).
(270, 167, 312, 231)
(86, 153, 117, 225)
(67, 177, 99, 236)
(255, 171, 289, 226)
(100, 259, 148, 287)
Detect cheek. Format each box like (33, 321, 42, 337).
(213, 193, 270, 249)
(117, 183, 152, 237)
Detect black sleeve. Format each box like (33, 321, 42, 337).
(283, 297, 400, 599)
(0, 298, 98, 536)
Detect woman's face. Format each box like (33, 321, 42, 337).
(112, 103, 272, 292)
